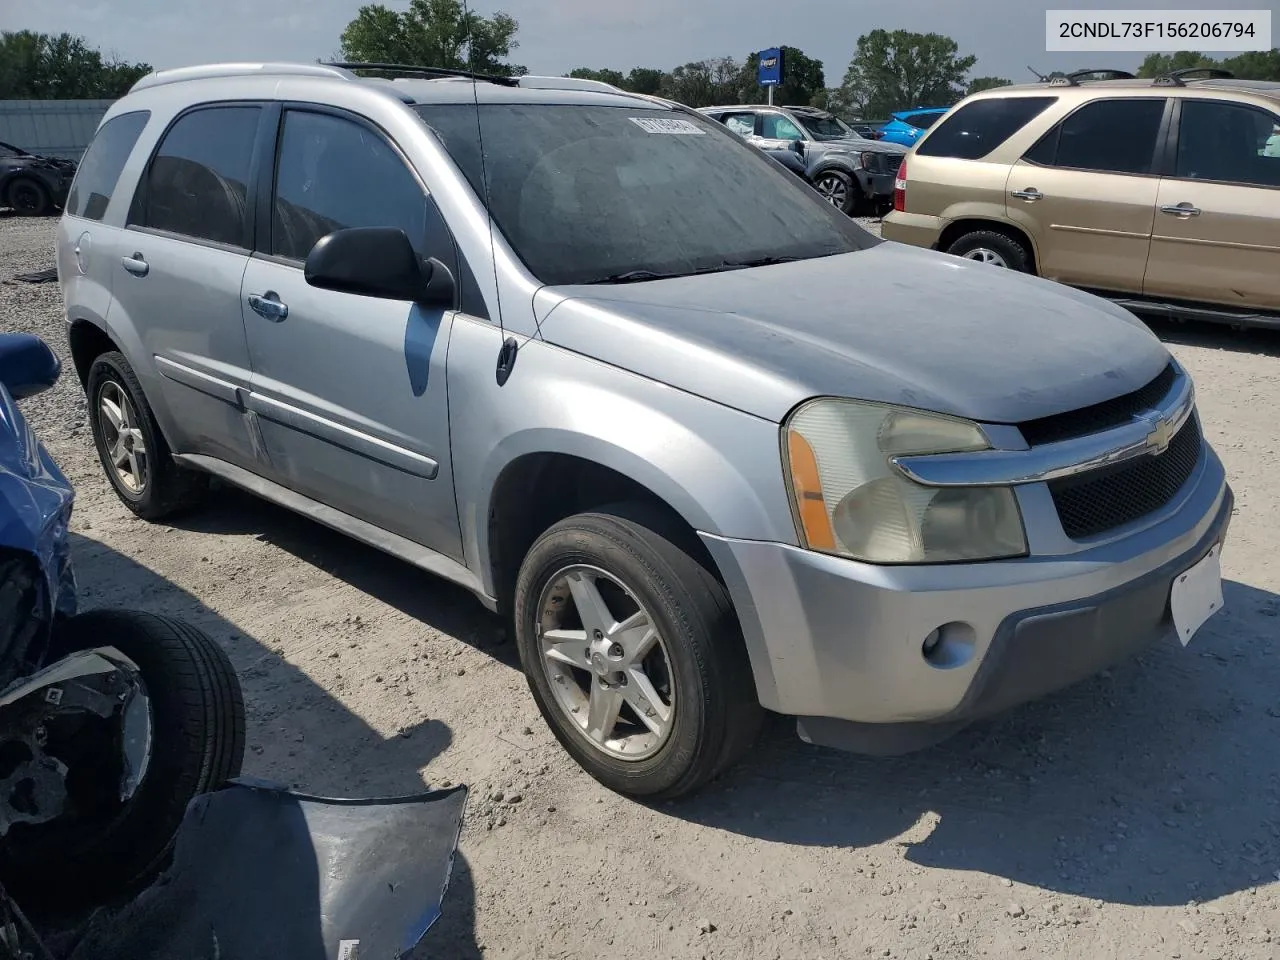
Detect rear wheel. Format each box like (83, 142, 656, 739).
(0, 610, 245, 905)
(813, 170, 857, 215)
(514, 504, 762, 800)
(87, 351, 209, 520)
(4, 177, 50, 217)
(946, 230, 1031, 272)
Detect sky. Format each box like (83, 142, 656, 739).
(12, 0, 1280, 87)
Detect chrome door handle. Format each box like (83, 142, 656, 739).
(247, 291, 289, 321)
(1011, 188, 1043, 201)
(1160, 202, 1201, 218)
(121, 253, 149, 277)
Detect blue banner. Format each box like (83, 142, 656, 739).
(757, 47, 784, 86)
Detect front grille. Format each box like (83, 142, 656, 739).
(1049, 416, 1203, 539)
(1019, 363, 1178, 446)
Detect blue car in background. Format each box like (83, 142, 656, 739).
(878, 108, 949, 147)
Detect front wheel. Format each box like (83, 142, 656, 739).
(514, 504, 762, 800)
(812, 170, 857, 215)
(4, 177, 50, 217)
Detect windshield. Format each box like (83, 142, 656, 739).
(0, 142, 27, 159)
(414, 103, 875, 285)
(796, 114, 857, 141)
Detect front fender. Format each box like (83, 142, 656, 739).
(445, 319, 799, 599)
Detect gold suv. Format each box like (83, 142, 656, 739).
(882, 68, 1280, 329)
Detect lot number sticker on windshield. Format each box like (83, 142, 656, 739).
(629, 117, 706, 135)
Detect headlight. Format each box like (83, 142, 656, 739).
(859, 151, 875, 169)
(783, 399, 1027, 564)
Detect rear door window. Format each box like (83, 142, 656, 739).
(916, 97, 1056, 160)
(1174, 99, 1280, 187)
(131, 105, 261, 247)
(65, 111, 150, 221)
(1025, 99, 1166, 175)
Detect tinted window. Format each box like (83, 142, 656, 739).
(135, 106, 259, 246)
(1176, 99, 1280, 187)
(908, 112, 943, 130)
(1048, 99, 1165, 175)
(271, 110, 432, 262)
(66, 111, 149, 221)
(416, 103, 875, 286)
(917, 97, 1056, 160)
(761, 113, 804, 140)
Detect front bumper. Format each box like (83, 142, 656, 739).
(855, 169, 898, 199)
(699, 445, 1232, 739)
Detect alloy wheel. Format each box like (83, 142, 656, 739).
(962, 247, 1009, 267)
(98, 381, 149, 494)
(815, 174, 849, 209)
(535, 564, 675, 761)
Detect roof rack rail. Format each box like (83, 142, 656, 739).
(1153, 67, 1236, 86)
(322, 61, 519, 87)
(1048, 68, 1137, 86)
(516, 75, 624, 93)
(130, 61, 355, 93)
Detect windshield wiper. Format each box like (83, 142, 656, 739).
(583, 270, 682, 284)
(722, 256, 802, 269)
(583, 257, 801, 285)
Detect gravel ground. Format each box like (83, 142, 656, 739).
(3, 213, 1279, 959)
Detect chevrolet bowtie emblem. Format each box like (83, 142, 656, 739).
(1142, 414, 1175, 455)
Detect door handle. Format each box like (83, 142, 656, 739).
(121, 253, 149, 277)
(247, 291, 289, 321)
(1160, 202, 1201, 218)
(1011, 188, 1043, 201)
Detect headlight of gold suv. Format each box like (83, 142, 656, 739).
(782, 398, 1028, 564)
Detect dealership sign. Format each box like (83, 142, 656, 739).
(757, 47, 784, 86)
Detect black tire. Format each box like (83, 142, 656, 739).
(1, 610, 245, 905)
(4, 176, 50, 217)
(87, 351, 209, 520)
(812, 169, 857, 215)
(946, 229, 1032, 272)
(514, 503, 762, 800)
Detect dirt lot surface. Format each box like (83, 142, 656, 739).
(3, 213, 1279, 959)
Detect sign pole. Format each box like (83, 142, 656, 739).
(767, 86, 773, 106)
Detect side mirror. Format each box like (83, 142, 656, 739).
(304, 227, 455, 306)
(790, 139, 805, 154)
(0, 333, 61, 400)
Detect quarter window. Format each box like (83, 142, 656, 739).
(66, 111, 150, 221)
(1027, 99, 1165, 175)
(1175, 99, 1280, 187)
(133, 106, 260, 246)
(917, 97, 1057, 160)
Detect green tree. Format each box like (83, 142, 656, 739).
(624, 68, 666, 96)
(567, 67, 626, 87)
(1136, 51, 1217, 77)
(966, 75, 1011, 95)
(339, 0, 524, 77)
(736, 46, 825, 105)
(0, 31, 150, 98)
(838, 30, 977, 117)
(659, 57, 741, 107)
(1137, 49, 1280, 81)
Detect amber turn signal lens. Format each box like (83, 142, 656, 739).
(786, 429, 837, 551)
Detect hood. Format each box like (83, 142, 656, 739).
(813, 137, 905, 155)
(535, 243, 1170, 425)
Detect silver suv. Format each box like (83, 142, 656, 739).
(57, 62, 1232, 799)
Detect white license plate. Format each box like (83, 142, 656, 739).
(1170, 544, 1224, 647)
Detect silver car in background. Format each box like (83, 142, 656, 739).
(56, 62, 1231, 799)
